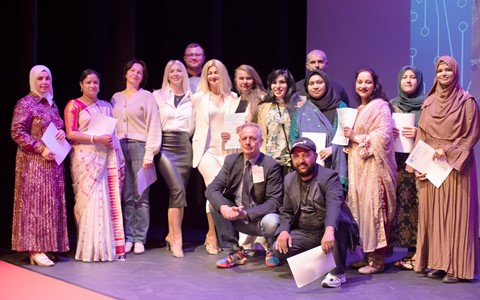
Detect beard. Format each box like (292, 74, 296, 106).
(294, 162, 316, 178)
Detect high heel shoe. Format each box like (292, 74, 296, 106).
(30, 252, 54, 267)
(165, 237, 184, 258)
(204, 235, 220, 255)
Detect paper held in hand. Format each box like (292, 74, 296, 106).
(224, 113, 246, 150)
(301, 132, 326, 166)
(332, 107, 358, 146)
(286, 245, 336, 288)
(85, 113, 117, 135)
(41, 122, 72, 165)
(405, 140, 453, 188)
(392, 113, 415, 153)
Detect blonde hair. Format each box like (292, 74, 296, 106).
(234, 64, 266, 122)
(196, 59, 232, 97)
(160, 60, 191, 97)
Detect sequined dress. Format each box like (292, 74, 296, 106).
(11, 93, 69, 252)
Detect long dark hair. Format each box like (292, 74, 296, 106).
(354, 66, 389, 104)
(261, 69, 300, 106)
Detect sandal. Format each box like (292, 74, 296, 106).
(204, 235, 220, 255)
(393, 252, 415, 267)
(399, 255, 415, 270)
(350, 256, 368, 269)
(359, 264, 384, 275)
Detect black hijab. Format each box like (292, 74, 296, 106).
(304, 69, 344, 125)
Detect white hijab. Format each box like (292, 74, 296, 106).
(29, 65, 54, 105)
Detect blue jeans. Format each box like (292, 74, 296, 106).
(121, 139, 150, 244)
(210, 203, 279, 252)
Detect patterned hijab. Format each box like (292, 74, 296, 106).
(422, 56, 471, 118)
(304, 69, 343, 125)
(29, 65, 54, 104)
(391, 65, 425, 124)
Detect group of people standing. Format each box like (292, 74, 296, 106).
(10, 43, 479, 287)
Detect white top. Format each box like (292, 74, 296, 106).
(153, 89, 194, 136)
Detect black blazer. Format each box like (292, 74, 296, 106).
(206, 152, 283, 222)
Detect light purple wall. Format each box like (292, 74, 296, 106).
(306, 0, 410, 107)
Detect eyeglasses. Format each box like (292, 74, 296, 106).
(184, 53, 204, 58)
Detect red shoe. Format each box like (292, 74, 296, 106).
(265, 251, 280, 267)
(216, 249, 247, 268)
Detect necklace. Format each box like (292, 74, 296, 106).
(174, 94, 184, 107)
(80, 96, 96, 105)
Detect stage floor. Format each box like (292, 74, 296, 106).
(1, 228, 479, 300)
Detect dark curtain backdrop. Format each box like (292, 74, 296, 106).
(0, 0, 306, 249)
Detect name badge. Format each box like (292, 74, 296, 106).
(252, 165, 264, 183)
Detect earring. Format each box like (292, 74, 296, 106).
(80, 88, 83, 92)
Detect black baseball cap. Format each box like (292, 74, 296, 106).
(290, 137, 317, 153)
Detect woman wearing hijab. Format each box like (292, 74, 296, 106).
(409, 56, 479, 283)
(389, 66, 425, 270)
(290, 69, 348, 190)
(306, 69, 348, 130)
(11, 65, 70, 266)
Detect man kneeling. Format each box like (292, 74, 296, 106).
(206, 123, 283, 268)
(273, 137, 359, 288)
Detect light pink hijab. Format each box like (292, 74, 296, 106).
(29, 65, 54, 104)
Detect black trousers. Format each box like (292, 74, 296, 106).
(272, 220, 350, 275)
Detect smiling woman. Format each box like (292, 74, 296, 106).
(411, 56, 480, 283)
(257, 69, 303, 177)
(343, 66, 397, 275)
(11, 65, 70, 266)
(64, 69, 126, 262)
(111, 59, 161, 255)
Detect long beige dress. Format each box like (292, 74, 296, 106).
(346, 99, 397, 253)
(414, 56, 480, 279)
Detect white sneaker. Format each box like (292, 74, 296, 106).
(134, 242, 145, 254)
(125, 242, 133, 253)
(321, 273, 346, 288)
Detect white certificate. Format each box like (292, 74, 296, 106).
(392, 113, 415, 153)
(332, 107, 358, 146)
(287, 245, 336, 288)
(301, 132, 326, 166)
(224, 113, 246, 149)
(85, 113, 117, 135)
(137, 166, 157, 195)
(405, 140, 453, 188)
(41, 122, 71, 165)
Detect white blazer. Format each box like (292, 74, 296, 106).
(191, 91, 238, 168)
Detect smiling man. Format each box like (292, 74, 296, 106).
(183, 43, 205, 92)
(206, 123, 283, 268)
(272, 137, 359, 288)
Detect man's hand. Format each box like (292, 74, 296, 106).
(321, 226, 335, 254)
(231, 206, 248, 221)
(219, 205, 242, 220)
(275, 231, 292, 254)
